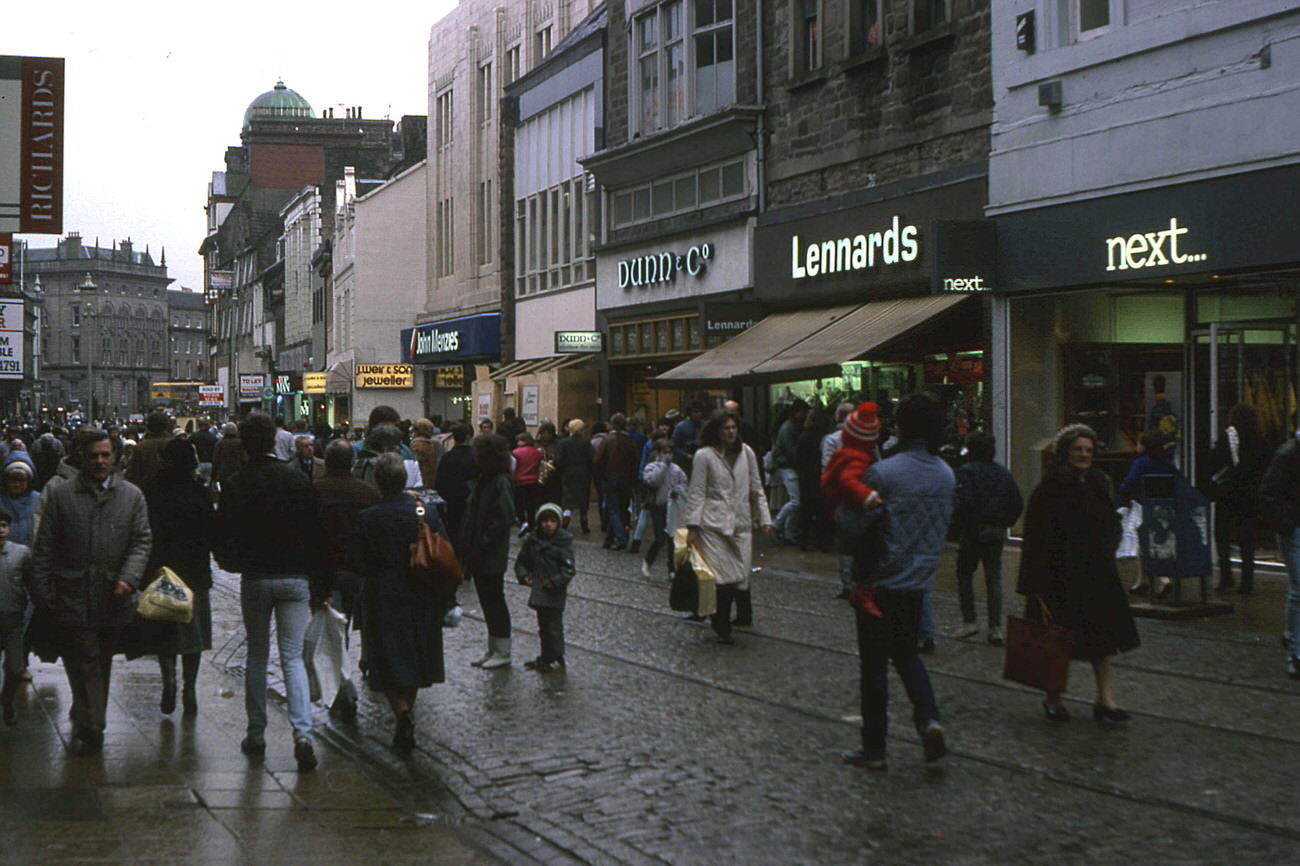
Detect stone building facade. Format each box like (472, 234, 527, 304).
(167, 288, 209, 383)
(27, 233, 172, 419)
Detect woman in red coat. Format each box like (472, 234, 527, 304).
(511, 431, 544, 534)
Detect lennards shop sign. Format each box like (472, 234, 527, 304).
(790, 216, 919, 280)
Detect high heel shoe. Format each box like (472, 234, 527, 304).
(1093, 703, 1131, 725)
(1042, 700, 1069, 723)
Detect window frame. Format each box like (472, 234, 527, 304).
(793, 0, 823, 75)
(609, 157, 749, 230)
(435, 87, 454, 149)
(514, 175, 596, 299)
(1073, 0, 1112, 41)
(631, 0, 735, 137)
(846, 0, 884, 56)
(477, 61, 493, 124)
(504, 44, 521, 86)
(909, 0, 951, 36)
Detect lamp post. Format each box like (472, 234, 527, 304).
(76, 272, 97, 423)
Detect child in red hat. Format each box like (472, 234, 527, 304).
(821, 402, 883, 616)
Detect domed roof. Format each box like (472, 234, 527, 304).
(242, 80, 313, 129)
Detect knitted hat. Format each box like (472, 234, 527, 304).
(3, 461, 32, 479)
(535, 502, 564, 525)
(842, 402, 880, 448)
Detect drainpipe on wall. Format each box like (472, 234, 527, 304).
(755, 0, 766, 214)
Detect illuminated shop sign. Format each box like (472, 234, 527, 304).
(400, 313, 501, 363)
(618, 243, 713, 289)
(790, 216, 919, 280)
(1105, 218, 1206, 272)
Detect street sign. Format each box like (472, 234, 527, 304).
(0, 56, 65, 234)
(261, 385, 274, 400)
(0, 300, 24, 379)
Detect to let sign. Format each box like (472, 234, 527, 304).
(0, 300, 24, 379)
(238, 374, 265, 400)
(0, 233, 11, 284)
(0, 56, 64, 234)
(356, 363, 414, 389)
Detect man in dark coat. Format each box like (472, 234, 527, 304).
(30, 428, 151, 752)
(433, 423, 477, 547)
(215, 413, 331, 771)
(951, 431, 1022, 645)
(125, 411, 174, 489)
(497, 407, 525, 446)
(594, 414, 639, 550)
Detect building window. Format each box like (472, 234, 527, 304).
(436, 89, 454, 148)
(796, 0, 822, 73)
(135, 339, 145, 366)
(848, 0, 882, 54)
(610, 158, 747, 228)
(535, 25, 553, 61)
(71, 336, 81, 365)
(515, 176, 595, 297)
(633, 0, 732, 136)
(911, 0, 948, 34)
(504, 45, 521, 85)
(102, 337, 111, 362)
(1077, 0, 1109, 35)
(71, 305, 82, 327)
(119, 339, 129, 365)
(478, 180, 493, 265)
(477, 62, 493, 124)
(437, 197, 455, 277)
(608, 313, 716, 359)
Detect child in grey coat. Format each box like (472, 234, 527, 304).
(515, 503, 575, 672)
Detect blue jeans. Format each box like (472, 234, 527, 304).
(920, 592, 935, 640)
(1280, 529, 1300, 658)
(855, 588, 940, 758)
(241, 576, 312, 740)
(772, 468, 801, 541)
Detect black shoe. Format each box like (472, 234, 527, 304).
(1093, 703, 1131, 726)
(835, 589, 851, 600)
(536, 659, 566, 673)
(841, 749, 886, 770)
(160, 675, 177, 716)
(392, 712, 415, 754)
(715, 634, 735, 645)
(74, 728, 103, 755)
(328, 695, 356, 724)
(294, 738, 318, 772)
(921, 722, 948, 762)
(1215, 580, 1234, 593)
(731, 619, 753, 629)
(627, 540, 641, 554)
(182, 686, 198, 715)
(682, 614, 707, 624)
(917, 638, 936, 655)
(1042, 700, 1069, 723)
(523, 657, 542, 670)
(602, 539, 613, 549)
(240, 735, 266, 757)
(1156, 579, 1174, 599)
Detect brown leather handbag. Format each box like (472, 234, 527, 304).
(409, 502, 463, 599)
(1003, 595, 1075, 694)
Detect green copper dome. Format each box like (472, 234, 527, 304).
(242, 80, 313, 129)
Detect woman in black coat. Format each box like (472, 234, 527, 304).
(555, 419, 594, 533)
(129, 437, 214, 715)
(459, 433, 516, 669)
(1017, 424, 1140, 725)
(358, 454, 447, 753)
(1207, 404, 1270, 594)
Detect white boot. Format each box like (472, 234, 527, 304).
(480, 637, 512, 669)
(471, 641, 494, 667)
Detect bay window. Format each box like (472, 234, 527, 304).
(633, 0, 734, 136)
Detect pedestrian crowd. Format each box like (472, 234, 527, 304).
(0, 391, 1296, 778)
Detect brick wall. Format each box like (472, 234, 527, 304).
(763, 0, 992, 208)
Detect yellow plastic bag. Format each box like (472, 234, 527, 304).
(672, 528, 717, 617)
(136, 566, 194, 624)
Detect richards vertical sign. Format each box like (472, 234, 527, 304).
(0, 56, 64, 234)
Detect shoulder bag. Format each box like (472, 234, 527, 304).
(410, 502, 463, 599)
(1003, 595, 1074, 694)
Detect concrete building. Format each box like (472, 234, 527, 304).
(25, 233, 172, 420)
(167, 288, 210, 383)
(987, 0, 1300, 500)
(418, 0, 601, 425)
(331, 162, 429, 425)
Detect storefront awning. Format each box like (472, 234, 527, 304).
(653, 294, 972, 386)
(489, 354, 597, 381)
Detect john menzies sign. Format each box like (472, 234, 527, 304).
(0, 56, 64, 234)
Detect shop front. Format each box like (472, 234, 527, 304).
(400, 312, 501, 424)
(992, 162, 1300, 510)
(506, 286, 601, 429)
(597, 220, 754, 425)
(657, 171, 992, 441)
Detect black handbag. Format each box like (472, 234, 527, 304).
(669, 558, 699, 612)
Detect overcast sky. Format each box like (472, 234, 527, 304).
(7, 0, 456, 292)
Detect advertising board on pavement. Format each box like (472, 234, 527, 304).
(198, 385, 224, 407)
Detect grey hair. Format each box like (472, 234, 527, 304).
(1052, 423, 1098, 466)
(836, 402, 855, 422)
(373, 452, 408, 496)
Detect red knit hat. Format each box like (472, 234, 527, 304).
(842, 402, 880, 449)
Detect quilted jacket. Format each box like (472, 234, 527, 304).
(861, 441, 955, 593)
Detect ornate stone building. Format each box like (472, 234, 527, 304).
(26, 233, 172, 419)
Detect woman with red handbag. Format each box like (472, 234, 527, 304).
(1017, 424, 1140, 725)
(357, 454, 448, 753)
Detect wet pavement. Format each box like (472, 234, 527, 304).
(0, 631, 500, 863)
(6, 509, 1299, 864)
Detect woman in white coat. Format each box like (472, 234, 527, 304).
(684, 411, 773, 643)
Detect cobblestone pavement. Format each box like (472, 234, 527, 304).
(210, 532, 1300, 865)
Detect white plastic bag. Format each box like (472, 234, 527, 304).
(303, 606, 353, 704)
(1116, 502, 1141, 560)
